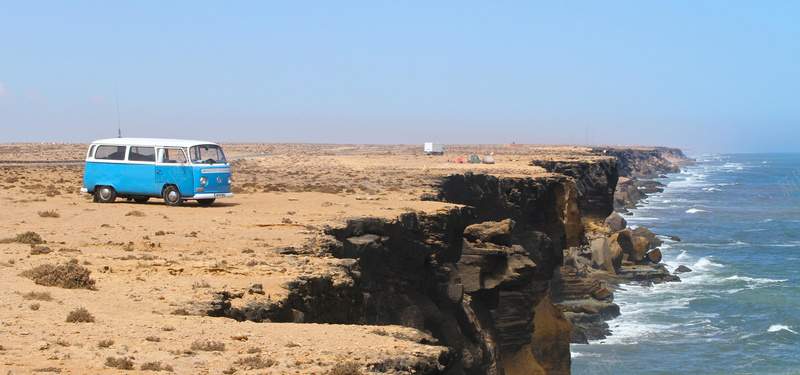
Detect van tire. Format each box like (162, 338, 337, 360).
(96, 186, 116, 203)
(163, 185, 183, 206)
(133, 196, 150, 204)
(197, 198, 215, 206)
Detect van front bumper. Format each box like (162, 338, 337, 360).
(80, 188, 89, 193)
(190, 193, 234, 199)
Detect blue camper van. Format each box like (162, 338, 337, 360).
(81, 138, 234, 206)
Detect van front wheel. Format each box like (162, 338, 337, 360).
(197, 199, 215, 206)
(96, 186, 116, 203)
(163, 186, 183, 206)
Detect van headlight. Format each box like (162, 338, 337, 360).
(227, 176, 233, 185)
(200, 176, 208, 186)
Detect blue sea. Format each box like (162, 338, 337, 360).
(571, 154, 800, 375)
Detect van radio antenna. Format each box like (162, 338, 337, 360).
(116, 82, 122, 138)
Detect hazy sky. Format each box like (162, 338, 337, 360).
(1, 2, 798, 152)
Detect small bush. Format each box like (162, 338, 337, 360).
(22, 291, 53, 301)
(140, 361, 174, 372)
(328, 362, 362, 375)
(20, 263, 95, 289)
(38, 210, 60, 218)
(162, 325, 175, 332)
(192, 280, 210, 289)
(170, 308, 190, 316)
(126, 210, 145, 217)
(0, 231, 44, 245)
(105, 356, 134, 370)
(98, 339, 115, 348)
(234, 355, 276, 369)
(33, 368, 61, 373)
(30, 245, 53, 255)
(190, 339, 225, 352)
(65, 307, 95, 323)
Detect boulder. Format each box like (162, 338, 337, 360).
(631, 226, 663, 248)
(645, 248, 662, 264)
(609, 238, 624, 271)
(604, 212, 627, 232)
(591, 287, 612, 301)
(463, 219, 515, 246)
(589, 237, 615, 274)
(630, 236, 649, 262)
(674, 265, 692, 274)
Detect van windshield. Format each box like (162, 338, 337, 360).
(189, 145, 227, 164)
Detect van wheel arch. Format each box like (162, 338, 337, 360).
(163, 185, 183, 206)
(95, 185, 117, 203)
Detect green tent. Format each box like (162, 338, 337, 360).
(468, 154, 481, 163)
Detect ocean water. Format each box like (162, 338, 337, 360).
(570, 154, 800, 375)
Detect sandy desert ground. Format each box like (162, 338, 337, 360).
(0, 143, 605, 374)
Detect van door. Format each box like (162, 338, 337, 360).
(155, 148, 193, 197)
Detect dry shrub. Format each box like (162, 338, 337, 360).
(98, 339, 114, 348)
(29, 303, 40, 310)
(328, 362, 362, 375)
(170, 308, 190, 316)
(22, 291, 53, 301)
(30, 245, 52, 255)
(33, 368, 61, 373)
(65, 307, 95, 323)
(234, 355, 276, 369)
(190, 339, 225, 352)
(0, 231, 44, 245)
(105, 356, 134, 370)
(145, 336, 161, 342)
(140, 361, 174, 372)
(37, 210, 60, 218)
(20, 262, 95, 289)
(126, 210, 146, 217)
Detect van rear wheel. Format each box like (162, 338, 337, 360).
(163, 185, 183, 206)
(197, 198, 215, 206)
(96, 186, 116, 203)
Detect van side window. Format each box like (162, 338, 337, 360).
(161, 148, 187, 163)
(129, 146, 156, 162)
(95, 145, 126, 160)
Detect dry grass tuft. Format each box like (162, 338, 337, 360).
(65, 307, 95, 323)
(33, 368, 62, 373)
(98, 339, 114, 348)
(145, 336, 161, 342)
(190, 339, 226, 352)
(20, 262, 95, 289)
(140, 361, 174, 372)
(234, 355, 276, 369)
(126, 210, 146, 217)
(328, 361, 363, 375)
(105, 356, 134, 370)
(29, 303, 40, 310)
(37, 209, 60, 218)
(22, 291, 53, 301)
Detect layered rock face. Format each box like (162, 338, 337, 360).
(203, 173, 583, 374)
(529, 157, 618, 218)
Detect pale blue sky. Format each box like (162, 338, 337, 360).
(1, 1, 798, 152)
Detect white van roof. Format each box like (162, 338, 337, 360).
(90, 138, 220, 148)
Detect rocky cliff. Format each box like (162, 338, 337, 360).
(200, 146, 690, 374)
(202, 172, 583, 374)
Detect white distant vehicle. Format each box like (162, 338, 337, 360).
(424, 142, 445, 155)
